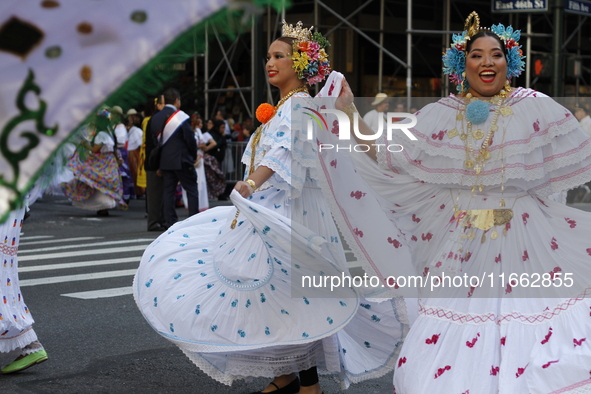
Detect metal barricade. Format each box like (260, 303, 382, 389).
(222, 141, 248, 184)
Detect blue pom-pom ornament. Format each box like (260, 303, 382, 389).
(465, 100, 490, 124)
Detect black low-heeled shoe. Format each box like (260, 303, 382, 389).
(250, 377, 300, 394)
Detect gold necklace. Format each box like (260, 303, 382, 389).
(452, 97, 514, 244)
(276, 85, 308, 111)
(230, 85, 308, 230)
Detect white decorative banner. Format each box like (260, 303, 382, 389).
(0, 0, 230, 218)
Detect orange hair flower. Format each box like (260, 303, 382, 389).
(256, 103, 275, 124)
(297, 41, 310, 52)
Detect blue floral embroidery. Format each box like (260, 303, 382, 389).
(371, 315, 381, 322)
(281, 309, 289, 315)
(245, 299, 251, 308)
(274, 204, 282, 209)
(339, 301, 347, 307)
(153, 297, 157, 307)
(174, 273, 182, 280)
(197, 259, 205, 264)
(327, 317, 333, 324)
(176, 295, 185, 299)
(211, 325, 218, 332)
(249, 206, 259, 213)
(202, 249, 208, 253)
(248, 253, 256, 262)
(262, 226, 270, 234)
(231, 299, 238, 307)
(364, 341, 371, 348)
(182, 234, 189, 238)
(220, 292, 226, 297)
(303, 297, 309, 305)
(270, 284, 276, 291)
(207, 284, 214, 289)
(195, 305, 200, 315)
(360, 303, 371, 310)
(145, 279, 153, 287)
(169, 323, 174, 332)
(274, 257, 282, 265)
(265, 326, 271, 335)
(238, 330, 246, 338)
(200, 273, 207, 277)
(168, 258, 177, 262)
(302, 332, 309, 338)
(260, 293, 266, 303)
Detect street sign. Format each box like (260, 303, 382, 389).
(492, 0, 549, 12)
(565, 0, 591, 15)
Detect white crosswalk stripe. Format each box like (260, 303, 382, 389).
(17, 234, 360, 300)
(18, 235, 151, 299)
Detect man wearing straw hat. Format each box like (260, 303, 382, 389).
(363, 92, 389, 132)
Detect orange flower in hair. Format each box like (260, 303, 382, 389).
(297, 41, 310, 52)
(256, 103, 275, 124)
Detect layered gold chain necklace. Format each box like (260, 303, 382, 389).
(451, 93, 515, 242)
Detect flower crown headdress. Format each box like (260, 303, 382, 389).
(281, 20, 331, 85)
(442, 11, 525, 93)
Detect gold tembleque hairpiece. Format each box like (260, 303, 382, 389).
(464, 11, 481, 39)
(281, 20, 313, 42)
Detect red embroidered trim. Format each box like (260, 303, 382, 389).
(0, 244, 18, 256)
(419, 288, 591, 324)
(548, 378, 591, 394)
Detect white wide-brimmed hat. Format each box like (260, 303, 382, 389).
(110, 105, 123, 115)
(371, 93, 388, 106)
(126, 108, 138, 116)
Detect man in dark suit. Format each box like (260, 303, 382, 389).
(149, 88, 199, 228)
(144, 94, 167, 231)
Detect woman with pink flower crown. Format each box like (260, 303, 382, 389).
(134, 21, 408, 394)
(313, 11, 591, 393)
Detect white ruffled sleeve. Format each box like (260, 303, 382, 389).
(242, 94, 319, 199)
(377, 88, 591, 196)
(94, 131, 115, 152)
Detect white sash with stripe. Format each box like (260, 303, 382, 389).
(159, 109, 190, 145)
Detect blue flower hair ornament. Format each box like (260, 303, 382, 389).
(442, 11, 526, 93)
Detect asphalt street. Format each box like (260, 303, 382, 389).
(1, 195, 393, 394)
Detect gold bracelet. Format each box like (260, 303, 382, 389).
(245, 179, 256, 190)
(342, 103, 358, 124)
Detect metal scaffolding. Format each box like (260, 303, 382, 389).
(198, 0, 590, 120)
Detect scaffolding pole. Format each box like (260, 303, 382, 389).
(407, 0, 412, 109)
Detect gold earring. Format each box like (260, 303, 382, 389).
(461, 71, 467, 93)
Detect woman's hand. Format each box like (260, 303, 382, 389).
(234, 181, 254, 198)
(335, 78, 354, 110)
